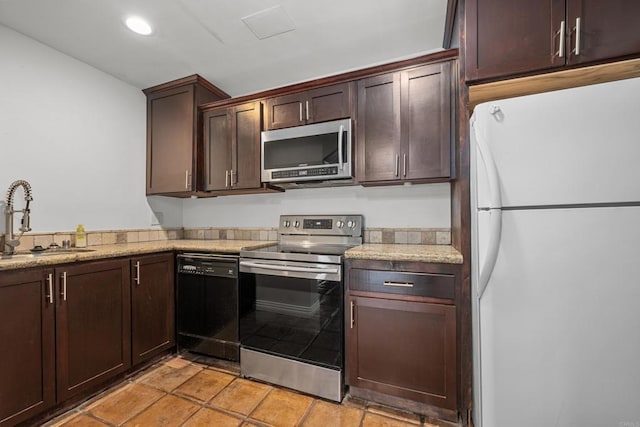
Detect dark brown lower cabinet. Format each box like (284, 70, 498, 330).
(131, 253, 175, 366)
(345, 260, 459, 419)
(55, 259, 131, 402)
(346, 296, 456, 409)
(0, 269, 55, 427)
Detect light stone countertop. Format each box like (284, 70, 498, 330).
(345, 244, 463, 264)
(0, 240, 276, 271)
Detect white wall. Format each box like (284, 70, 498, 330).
(183, 184, 451, 228)
(0, 24, 182, 233)
(1, 24, 450, 234)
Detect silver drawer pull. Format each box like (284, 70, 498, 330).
(383, 281, 414, 288)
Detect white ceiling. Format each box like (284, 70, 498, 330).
(0, 0, 449, 96)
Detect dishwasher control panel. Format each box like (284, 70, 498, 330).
(177, 254, 238, 278)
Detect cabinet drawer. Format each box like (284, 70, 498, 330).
(349, 269, 454, 300)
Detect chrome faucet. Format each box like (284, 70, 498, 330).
(1, 180, 33, 255)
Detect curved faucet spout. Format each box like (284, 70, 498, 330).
(2, 180, 33, 255)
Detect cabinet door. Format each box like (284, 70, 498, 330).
(346, 296, 457, 410)
(232, 102, 262, 190)
(465, 0, 565, 81)
(56, 259, 131, 402)
(357, 72, 401, 182)
(307, 82, 353, 124)
(401, 62, 452, 180)
(146, 85, 195, 194)
(0, 269, 55, 426)
(567, 0, 640, 65)
(203, 108, 232, 191)
(264, 93, 305, 130)
(131, 253, 175, 366)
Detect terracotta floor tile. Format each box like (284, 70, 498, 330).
(59, 414, 110, 427)
(301, 400, 364, 427)
(341, 395, 367, 410)
(182, 407, 243, 427)
(123, 395, 200, 427)
(367, 404, 422, 424)
(174, 368, 236, 402)
(209, 378, 272, 415)
(86, 383, 165, 425)
(138, 364, 203, 392)
(164, 356, 193, 369)
(43, 412, 82, 427)
(362, 412, 418, 427)
(249, 389, 313, 427)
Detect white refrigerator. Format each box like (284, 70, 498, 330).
(471, 77, 640, 427)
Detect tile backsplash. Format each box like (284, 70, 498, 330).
(19, 226, 451, 247)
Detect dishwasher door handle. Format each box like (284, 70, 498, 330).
(240, 261, 339, 274)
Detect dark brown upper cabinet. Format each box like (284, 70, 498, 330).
(465, 0, 640, 82)
(144, 75, 229, 196)
(0, 269, 55, 427)
(357, 61, 453, 185)
(203, 101, 262, 192)
(264, 82, 355, 130)
(131, 253, 175, 366)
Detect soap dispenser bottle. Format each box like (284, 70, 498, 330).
(75, 224, 87, 248)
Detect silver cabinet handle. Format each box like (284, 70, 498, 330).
(46, 273, 54, 304)
(573, 17, 581, 56)
(350, 300, 355, 329)
(225, 170, 230, 188)
(403, 154, 407, 177)
(134, 261, 140, 285)
(299, 103, 303, 122)
(185, 170, 191, 190)
(305, 100, 310, 121)
(395, 154, 400, 177)
(556, 20, 566, 58)
(231, 169, 236, 186)
(61, 272, 67, 301)
(384, 281, 414, 288)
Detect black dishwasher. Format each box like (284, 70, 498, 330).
(177, 253, 239, 361)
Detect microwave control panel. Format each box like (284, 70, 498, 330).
(271, 166, 338, 180)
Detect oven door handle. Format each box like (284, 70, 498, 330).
(240, 261, 339, 274)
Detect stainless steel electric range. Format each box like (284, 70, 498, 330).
(238, 214, 363, 401)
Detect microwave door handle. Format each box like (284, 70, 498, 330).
(337, 125, 344, 170)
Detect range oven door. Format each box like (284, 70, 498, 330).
(239, 258, 343, 370)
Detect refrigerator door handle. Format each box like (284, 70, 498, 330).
(472, 113, 504, 298)
(473, 111, 503, 210)
(479, 209, 502, 298)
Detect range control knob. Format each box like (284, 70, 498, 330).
(336, 220, 344, 228)
(347, 220, 355, 228)
(283, 220, 291, 227)
(294, 220, 300, 228)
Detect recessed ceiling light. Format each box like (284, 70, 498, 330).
(125, 16, 153, 36)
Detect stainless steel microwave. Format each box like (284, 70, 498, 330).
(261, 118, 352, 183)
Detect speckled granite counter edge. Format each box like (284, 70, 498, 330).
(0, 240, 276, 271)
(345, 244, 463, 264)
